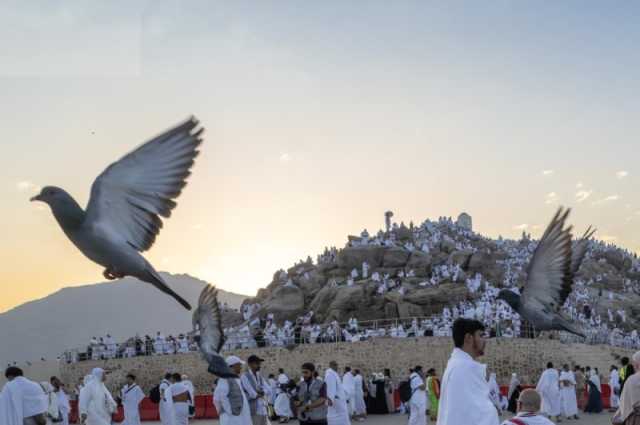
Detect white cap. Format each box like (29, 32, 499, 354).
(226, 355, 245, 366)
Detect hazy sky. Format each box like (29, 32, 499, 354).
(1, 1, 639, 313)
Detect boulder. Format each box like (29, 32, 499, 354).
(448, 250, 473, 268)
(404, 283, 469, 315)
(382, 248, 411, 268)
(262, 285, 305, 322)
(337, 246, 386, 270)
(407, 252, 433, 272)
(397, 301, 424, 319)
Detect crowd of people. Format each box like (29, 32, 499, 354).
(4, 317, 640, 425)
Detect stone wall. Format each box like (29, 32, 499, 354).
(60, 337, 635, 394)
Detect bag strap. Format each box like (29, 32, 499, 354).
(509, 418, 527, 425)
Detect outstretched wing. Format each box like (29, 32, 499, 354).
(521, 207, 574, 313)
(571, 226, 596, 275)
(193, 285, 234, 378)
(85, 117, 203, 252)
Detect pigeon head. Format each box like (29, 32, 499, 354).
(31, 186, 85, 227)
(497, 289, 521, 312)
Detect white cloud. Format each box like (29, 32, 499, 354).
(592, 195, 620, 205)
(545, 192, 559, 204)
(279, 153, 292, 162)
(616, 170, 629, 179)
(16, 180, 40, 193)
(575, 190, 592, 203)
(541, 170, 554, 176)
(513, 224, 529, 230)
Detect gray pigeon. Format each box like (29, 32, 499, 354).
(31, 117, 204, 310)
(192, 285, 244, 415)
(497, 207, 586, 338)
(192, 285, 235, 377)
(571, 226, 596, 276)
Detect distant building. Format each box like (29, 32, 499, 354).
(456, 212, 472, 231)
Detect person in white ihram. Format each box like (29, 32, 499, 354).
(213, 356, 252, 425)
(535, 363, 562, 422)
(121, 373, 145, 425)
(325, 361, 351, 425)
(558, 364, 578, 420)
(0, 366, 48, 425)
(342, 367, 356, 418)
(408, 366, 428, 425)
(159, 373, 173, 425)
(437, 318, 499, 425)
(78, 368, 117, 425)
(166, 373, 191, 425)
(181, 375, 196, 419)
(51, 376, 71, 425)
(501, 389, 556, 425)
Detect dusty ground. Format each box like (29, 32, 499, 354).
(141, 411, 613, 424)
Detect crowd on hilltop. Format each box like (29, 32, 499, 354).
(59, 215, 640, 363)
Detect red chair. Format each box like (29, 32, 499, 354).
(203, 395, 219, 419)
(194, 394, 209, 419)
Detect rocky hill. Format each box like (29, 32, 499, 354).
(242, 215, 640, 331)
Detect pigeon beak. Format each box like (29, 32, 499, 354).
(30, 195, 41, 202)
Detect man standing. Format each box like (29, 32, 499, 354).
(573, 366, 585, 410)
(558, 364, 578, 420)
(0, 367, 48, 425)
(159, 373, 173, 425)
(241, 355, 269, 425)
(121, 373, 145, 425)
(325, 361, 351, 425)
(79, 368, 117, 425)
(295, 363, 328, 425)
(436, 318, 499, 425)
(51, 376, 71, 425)
(168, 374, 191, 425)
(536, 363, 561, 422)
(609, 366, 621, 411)
(500, 389, 556, 425)
(213, 356, 252, 425)
(181, 375, 196, 419)
(620, 357, 636, 394)
(426, 369, 440, 422)
(341, 367, 356, 418)
(352, 370, 367, 421)
(409, 366, 428, 425)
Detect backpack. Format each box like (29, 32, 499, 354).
(149, 385, 161, 404)
(398, 380, 413, 403)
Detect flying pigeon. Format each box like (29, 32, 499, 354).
(497, 207, 586, 338)
(31, 117, 204, 310)
(571, 226, 596, 276)
(192, 284, 235, 378)
(192, 285, 244, 415)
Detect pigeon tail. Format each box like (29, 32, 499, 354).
(142, 267, 192, 310)
(554, 317, 586, 339)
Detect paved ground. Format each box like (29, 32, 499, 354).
(141, 412, 613, 424)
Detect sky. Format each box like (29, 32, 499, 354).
(1, 1, 639, 313)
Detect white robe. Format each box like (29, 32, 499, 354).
(342, 372, 356, 416)
(213, 378, 252, 425)
(169, 383, 190, 425)
(610, 370, 620, 408)
(0, 377, 48, 425)
(353, 375, 367, 416)
(121, 383, 145, 425)
(409, 372, 427, 425)
(501, 413, 556, 425)
(437, 348, 499, 425)
(54, 389, 71, 425)
(159, 379, 174, 425)
(325, 369, 351, 425)
(558, 371, 578, 417)
(536, 369, 561, 417)
(79, 377, 117, 425)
